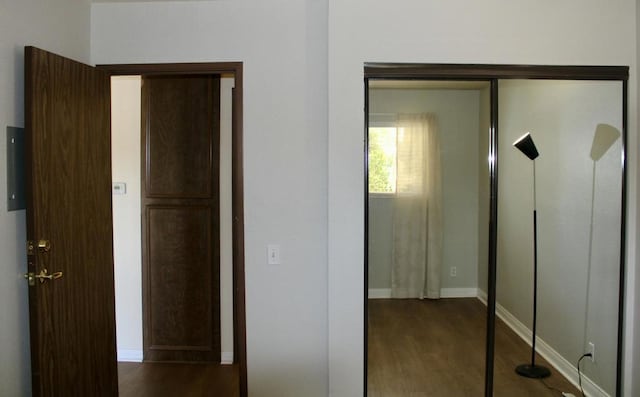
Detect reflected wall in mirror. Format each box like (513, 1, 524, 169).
(496, 80, 623, 397)
(366, 80, 491, 395)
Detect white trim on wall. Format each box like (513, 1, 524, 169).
(117, 349, 143, 363)
(367, 288, 478, 299)
(118, 350, 235, 366)
(477, 291, 610, 397)
(440, 288, 478, 298)
(221, 351, 234, 365)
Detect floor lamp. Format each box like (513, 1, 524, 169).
(513, 132, 551, 379)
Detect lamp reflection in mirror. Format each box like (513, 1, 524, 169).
(583, 124, 621, 362)
(513, 132, 551, 379)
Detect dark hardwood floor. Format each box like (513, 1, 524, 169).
(368, 298, 581, 396)
(118, 362, 239, 397)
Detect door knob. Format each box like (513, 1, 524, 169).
(24, 269, 63, 286)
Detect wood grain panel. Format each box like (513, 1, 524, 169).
(145, 76, 218, 198)
(25, 46, 118, 395)
(142, 75, 221, 363)
(147, 206, 217, 352)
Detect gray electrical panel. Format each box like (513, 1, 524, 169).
(7, 126, 25, 211)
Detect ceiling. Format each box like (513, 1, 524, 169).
(92, 0, 213, 3)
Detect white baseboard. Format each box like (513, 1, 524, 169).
(477, 289, 488, 304)
(368, 288, 391, 299)
(221, 351, 234, 365)
(440, 287, 478, 298)
(118, 349, 143, 362)
(476, 290, 609, 397)
(118, 349, 235, 366)
(368, 288, 478, 299)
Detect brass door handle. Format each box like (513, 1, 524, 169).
(24, 272, 35, 286)
(34, 269, 63, 283)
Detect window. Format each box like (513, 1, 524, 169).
(368, 127, 397, 193)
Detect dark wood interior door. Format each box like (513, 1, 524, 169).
(142, 75, 221, 362)
(24, 46, 117, 396)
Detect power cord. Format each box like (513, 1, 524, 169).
(541, 353, 593, 397)
(577, 353, 592, 397)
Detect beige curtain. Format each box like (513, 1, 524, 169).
(391, 113, 443, 299)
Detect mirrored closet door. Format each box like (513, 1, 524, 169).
(364, 65, 627, 397)
(366, 80, 491, 395)
(495, 79, 624, 397)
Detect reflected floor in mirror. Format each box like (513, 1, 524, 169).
(118, 362, 239, 397)
(367, 298, 581, 397)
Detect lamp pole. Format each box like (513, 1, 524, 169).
(531, 160, 538, 368)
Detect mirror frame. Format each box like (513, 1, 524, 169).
(363, 63, 628, 396)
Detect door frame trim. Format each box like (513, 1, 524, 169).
(98, 62, 247, 397)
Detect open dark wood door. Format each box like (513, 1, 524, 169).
(24, 46, 117, 396)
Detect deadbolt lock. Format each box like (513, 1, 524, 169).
(27, 240, 51, 255)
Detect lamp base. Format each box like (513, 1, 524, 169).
(515, 364, 551, 379)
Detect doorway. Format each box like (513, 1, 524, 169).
(24, 48, 246, 396)
(102, 63, 246, 396)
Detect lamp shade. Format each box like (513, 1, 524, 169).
(514, 132, 539, 160)
(590, 124, 620, 161)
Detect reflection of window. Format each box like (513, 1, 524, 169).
(368, 127, 397, 193)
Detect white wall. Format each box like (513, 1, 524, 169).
(327, 1, 638, 396)
(0, 1, 91, 396)
(367, 88, 484, 293)
(111, 76, 143, 360)
(92, 1, 328, 395)
(634, 2, 640, 393)
(111, 75, 235, 363)
(367, 196, 392, 290)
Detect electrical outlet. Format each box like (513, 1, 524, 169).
(450, 266, 457, 277)
(588, 342, 595, 362)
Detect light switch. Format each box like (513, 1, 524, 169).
(267, 244, 281, 265)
